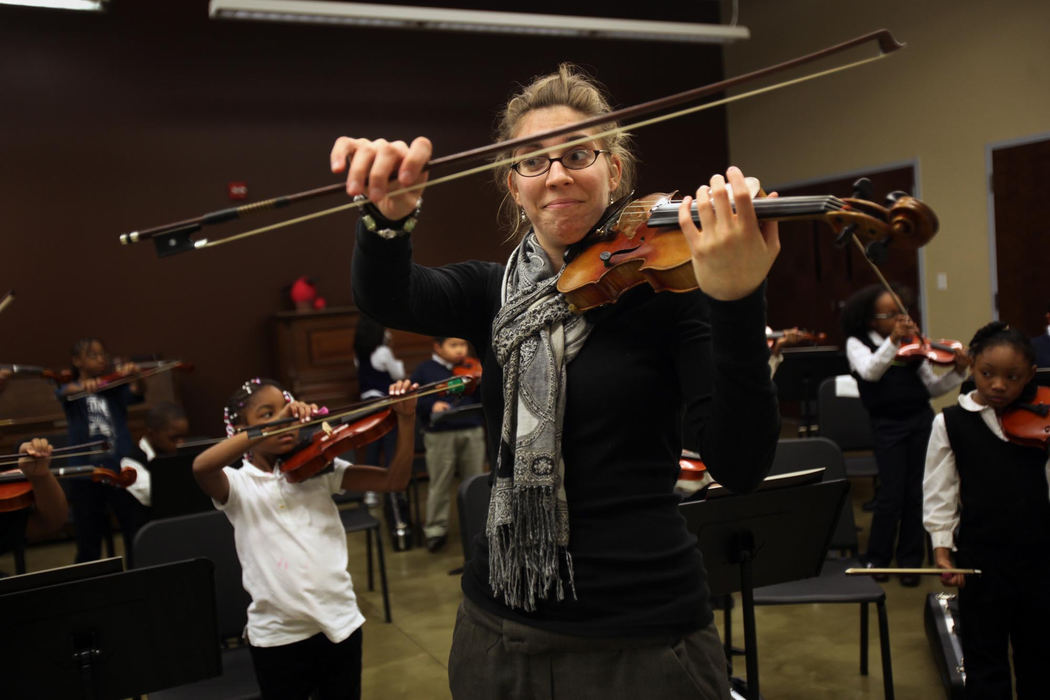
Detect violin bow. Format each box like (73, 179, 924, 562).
(119, 29, 904, 256)
(0, 440, 111, 468)
(0, 290, 13, 315)
(64, 360, 188, 401)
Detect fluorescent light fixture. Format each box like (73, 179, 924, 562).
(0, 0, 106, 9)
(209, 0, 750, 44)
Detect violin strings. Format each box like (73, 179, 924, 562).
(199, 53, 888, 249)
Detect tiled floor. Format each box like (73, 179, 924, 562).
(1, 475, 951, 699)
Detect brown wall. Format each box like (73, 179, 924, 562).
(0, 1, 729, 435)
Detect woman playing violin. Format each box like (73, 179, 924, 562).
(333, 64, 781, 699)
(923, 322, 1049, 698)
(841, 284, 968, 586)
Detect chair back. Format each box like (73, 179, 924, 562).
(770, 437, 858, 554)
(817, 376, 874, 451)
(457, 473, 491, 563)
(134, 510, 250, 640)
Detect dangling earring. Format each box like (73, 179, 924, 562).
(520, 208, 527, 222)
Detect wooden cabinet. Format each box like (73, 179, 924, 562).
(273, 307, 434, 406)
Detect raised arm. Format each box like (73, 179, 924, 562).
(18, 438, 68, 540)
(341, 380, 418, 493)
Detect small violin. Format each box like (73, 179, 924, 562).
(1000, 386, 1050, 450)
(558, 185, 938, 312)
(766, 329, 827, 350)
(896, 336, 964, 366)
(453, 356, 483, 379)
(279, 409, 397, 484)
(0, 364, 74, 384)
(64, 360, 193, 401)
(0, 464, 137, 513)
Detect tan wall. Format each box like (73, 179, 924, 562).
(724, 0, 1050, 351)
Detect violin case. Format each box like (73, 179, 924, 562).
(924, 592, 966, 699)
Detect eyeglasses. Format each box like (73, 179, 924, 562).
(510, 148, 609, 177)
(872, 313, 897, 320)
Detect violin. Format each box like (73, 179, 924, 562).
(0, 464, 136, 513)
(766, 329, 827, 350)
(1000, 386, 1050, 450)
(453, 356, 483, 379)
(64, 360, 193, 401)
(259, 376, 475, 483)
(896, 336, 964, 366)
(558, 187, 938, 312)
(279, 409, 397, 484)
(0, 364, 74, 384)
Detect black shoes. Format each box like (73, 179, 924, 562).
(863, 561, 890, 583)
(426, 535, 447, 553)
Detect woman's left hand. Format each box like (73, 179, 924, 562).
(678, 166, 780, 301)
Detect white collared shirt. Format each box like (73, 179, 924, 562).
(923, 391, 1050, 550)
(845, 330, 965, 397)
(215, 457, 364, 647)
(121, 436, 156, 507)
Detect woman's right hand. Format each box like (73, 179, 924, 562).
(329, 136, 432, 221)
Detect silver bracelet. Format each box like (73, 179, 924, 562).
(355, 195, 422, 239)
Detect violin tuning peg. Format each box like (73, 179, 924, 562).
(884, 190, 909, 206)
(851, 177, 874, 201)
(833, 223, 857, 248)
(864, 237, 890, 265)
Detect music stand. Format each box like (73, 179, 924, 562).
(680, 479, 848, 700)
(0, 556, 122, 596)
(149, 445, 214, 520)
(773, 346, 849, 435)
(0, 558, 220, 699)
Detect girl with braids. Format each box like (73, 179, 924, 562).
(332, 64, 780, 699)
(193, 377, 418, 700)
(841, 283, 968, 586)
(924, 322, 1050, 699)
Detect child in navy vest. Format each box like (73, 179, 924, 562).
(842, 285, 968, 585)
(924, 322, 1049, 698)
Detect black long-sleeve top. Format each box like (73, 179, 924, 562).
(352, 225, 780, 637)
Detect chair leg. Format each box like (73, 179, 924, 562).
(876, 600, 894, 700)
(374, 524, 391, 623)
(365, 529, 375, 592)
(859, 601, 869, 675)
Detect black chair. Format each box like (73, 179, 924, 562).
(337, 504, 391, 623)
(133, 510, 260, 700)
(751, 437, 894, 700)
(456, 472, 491, 566)
(817, 376, 879, 480)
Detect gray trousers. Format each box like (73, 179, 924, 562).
(448, 598, 730, 700)
(423, 426, 486, 538)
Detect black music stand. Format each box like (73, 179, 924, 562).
(773, 347, 849, 435)
(0, 558, 219, 699)
(680, 479, 849, 700)
(149, 445, 214, 520)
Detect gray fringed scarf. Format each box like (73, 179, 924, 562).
(487, 232, 592, 611)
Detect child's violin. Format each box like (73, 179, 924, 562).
(0, 464, 137, 513)
(1000, 386, 1050, 450)
(766, 329, 827, 349)
(453, 357, 483, 379)
(895, 336, 964, 366)
(0, 364, 74, 384)
(279, 409, 396, 484)
(64, 360, 193, 401)
(558, 184, 938, 312)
